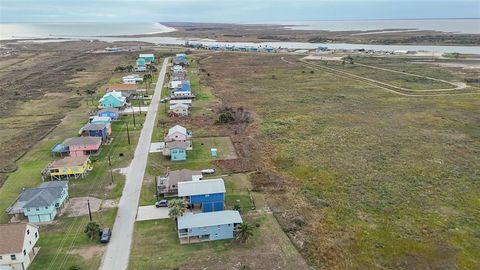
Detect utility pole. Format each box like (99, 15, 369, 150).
(155, 176, 159, 201)
(141, 95, 144, 116)
(132, 107, 136, 128)
(87, 199, 92, 222)
(108, 155, 114, 185)
(138, 95, 142, 115)
(126, 122, 131, 145)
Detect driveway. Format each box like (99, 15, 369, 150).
(149, 142, 165, 153)
(136, 205, 169, 221)
(100, 58, 169, 270)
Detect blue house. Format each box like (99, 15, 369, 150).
(163, 141, 191, 161)
(7, 181, 69, 223)
(79, 123, 108, 142)
(178, 178, 225, 212)
(97, 108, 120, 120)
(177, 210, 242, 244)
(139, 53, 155, 64)
(99, 91, 126, 109)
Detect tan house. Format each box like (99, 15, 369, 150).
(169, 103, 190, 117)
(157, 169, 203, 196)
(0, 223, 40, 270)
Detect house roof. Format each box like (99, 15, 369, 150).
(170, 103, 189, 109)
(50, 156, 89, 168)
(177, 210, 242, 229)
(166, 169, 202, 186)
(91, 116, 112, 123)
(106, 84, 137, 92)
(169, 99, 192, 105)
(178, 178, 225, 197)
(63, 136, 102, 147)
(167, 125, 187, 137)
(165, 141, 190, 150)
(97, 108, 119, 114)
(139, 53, 154, 58)
(22, 188, 58, 208)
(99, 91, 126, 103)
(39, 181, 68, 189)
(80, 123, 107, 132)
(0, 223, 31, 254)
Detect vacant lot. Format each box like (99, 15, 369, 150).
(198, 52, 480, 269)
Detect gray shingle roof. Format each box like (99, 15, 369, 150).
(18, 184, 66, 208)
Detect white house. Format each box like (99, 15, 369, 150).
(172, 65, 184, 72)
(169, 103, 190, 117)
(165, 125, 191, 142)
(169, 99, 192, 107)
(169, 80, 183, 89)
(122, 74, 143, 84)
(0, 223, 39, 270)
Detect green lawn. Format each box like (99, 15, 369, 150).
(223, 174, 255, 213)
(29, 208, 118, 270)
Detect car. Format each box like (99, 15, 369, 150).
(100, 228, 112, 243)
(155, 199, 168, 208)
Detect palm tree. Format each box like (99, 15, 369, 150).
(236, 222, 254, 243)
(168, 199, 188, 227)
(84, 222, 100, 240)
(143, 74, 152, 96)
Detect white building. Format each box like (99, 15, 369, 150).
(122, 74, 143, 84)
(0, 223, 39, 270)
(169, 103, 190, 116)
(169, 80, 183, 89)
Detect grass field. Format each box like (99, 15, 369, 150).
(199, 52, 480, 269)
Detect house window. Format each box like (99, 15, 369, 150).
(35, 232, 38, 238)
(45, 206, 49, 209)
(10, 255, 16, 260)
(27, 208, 30, 212)
(36, 208, 39, 211)
(0, 255, 2, 260)
(23, 250, 26, 256)
(27, 229, 30, 235)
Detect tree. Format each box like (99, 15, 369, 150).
(236, 222, 254, 243)
(143, 74, 153, 95)
(168, 199, 188, 227)
(84, 222, 101, 240)
(217, 110, 235, 124)
(126, 65, 134, 72)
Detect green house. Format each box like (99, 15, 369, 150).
(139, 53, 155, 64)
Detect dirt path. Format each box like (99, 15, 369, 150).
(281, 57, 479, 97)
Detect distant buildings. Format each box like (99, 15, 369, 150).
(0, 223, 40, 270)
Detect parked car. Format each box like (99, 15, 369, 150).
(100, 228, 112, 243)
(155, 199, 168, 208)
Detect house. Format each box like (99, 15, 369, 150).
(171, 71, 187, 81)
(42, 156, 92, 180)
(7, 181, 69, 223)
(90, 116, 112, 135)
(169, 103, 190, 117)
(157, 169, 202, 196)
(172, 65, 184, 72)
(105, 84, 138, 98)
(139, 53, 155, 64)
(79, 123, 108, 142)
(173, 57, 188, 66)
(0, 223, 40, 270)
(99, 91, 126, 108)
(165, 125, 192, 142)
(62, 137, 102, 157)
(122, 74, 143, 84)
(169, 99, 192, 108)
(136, 58, 146, 67)
(163, 141, 190, 161)
(177, 210, 242, 244)
(171, 90, 194, 99)
(169, 80, 183, 89)
(97, 108, 120, 120)
(178, 178, 225, 212)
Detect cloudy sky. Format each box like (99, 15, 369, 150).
(1, 0, 479, 23)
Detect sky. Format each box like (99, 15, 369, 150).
(0, 0, 479, 23)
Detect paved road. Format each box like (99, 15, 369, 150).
(100, 58, 169, 270)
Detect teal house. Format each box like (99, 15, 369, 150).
(7, 181, 69, 223)
(163, 141, 189, 161)
(136, 58, 146, 67)
(99, 91, 126, 108)
(139, 53, 155, 63)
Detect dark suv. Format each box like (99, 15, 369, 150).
(100, 228, 112, 243)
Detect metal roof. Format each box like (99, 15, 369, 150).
(62, 136, 102, 146)
(178, 178, 225, 197)
(80, 123, 107, 131)
(50, 156, 89, 167)
(167, 125, 187, 136)
(177, 210, 242, 229)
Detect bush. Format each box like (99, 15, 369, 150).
(218, 111, 235, 124)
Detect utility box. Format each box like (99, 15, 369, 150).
(211, 148, 218, 158)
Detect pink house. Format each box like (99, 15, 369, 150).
(63, 137, 102, 157)
(165, 125, 192, 142)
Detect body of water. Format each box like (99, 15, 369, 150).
(1, 21, 479, 54)
(281, 19, 480, 34)
(0, 22, 174, 40)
